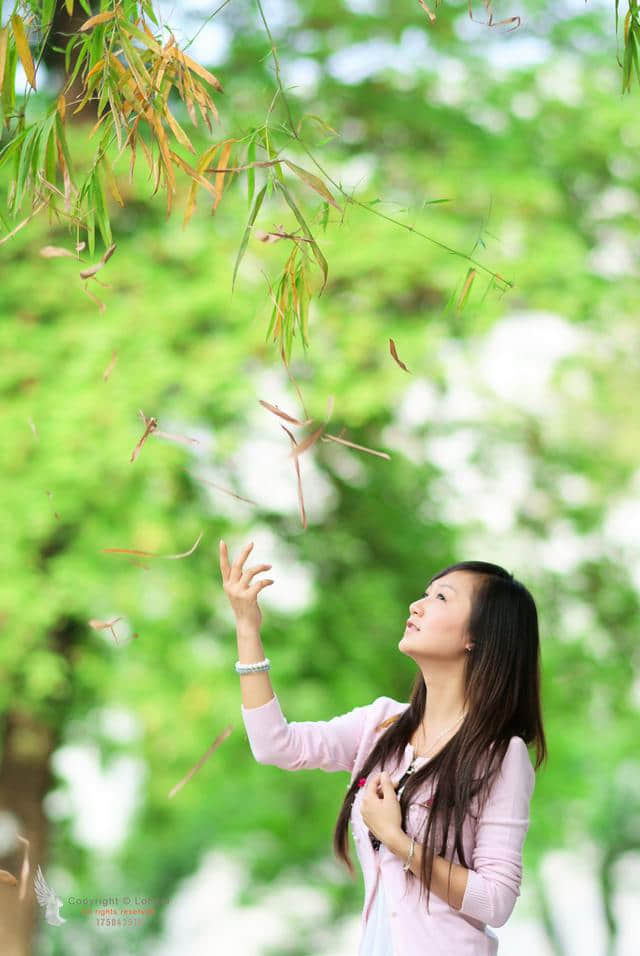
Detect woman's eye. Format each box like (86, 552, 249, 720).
(423, 592, 446, 601)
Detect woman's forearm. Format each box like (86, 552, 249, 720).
(384, 829, 469, 911)
(236, 621, 276, 709)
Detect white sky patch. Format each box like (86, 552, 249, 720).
(428, 56, 469, 106)
(279, 55, 322, 96)
(98, 707, 143, 744)
(587, 227, 638, 278)
(14, 61, 49, 96)
(46, 746, 146, 852)
(540, 844, 609, 956)
(471, 311, 591, 415)
(510, 91, 540, 119)
(154, 0, 231, 62)
(535, 54, 584, 106)
(394, 377, 442, 428)
(585, 185, 640, 221)
(327, 38, 401, 84)
(536, 518, 603, 574)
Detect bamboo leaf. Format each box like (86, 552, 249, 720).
(458, 269, 477, 309)
(178, 49, 223, 92)
(0, 27, 8, 97)
(92, 164, 112, 246)
(80, 10, 115, 31)
(232, 183, 267, 291)
(283, 159, 341, 210)
(11, 14, 36, 90)
(102, 151, 123, 206)
(1, 39, 16, 125)
(213, 139, 234, 213)
(274, 179, 328, 293)
(246, 134, 256, 208)
(162, 102, 195, 153)
(64, 0, 74, 15)
(118, 17, 162, 54)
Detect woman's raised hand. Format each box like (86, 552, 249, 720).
(219, 540, 274, 632)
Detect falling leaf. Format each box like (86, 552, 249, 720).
(281, 424, 307, 528)
(103, 350, 117, 380)
(321, 433, 391, 460)
(79, 242, 117, 279)
(137, 410, 200, 447)
(168, 725, 233, 799)
(0, 870, 17, 886)
(102, 531, 204, 560)
(288, 421, 326, 461)
(389, 338, 412, 373)
(39, 245, 77, 259)
(130, 411, 158, 462)
(189, 472, 259, 505)
(81, 283, 106, 312)
(88, 617, 138, 646)
(288, 395, 334, 461)
(258, 399, 313, 426)
(417, 0, 437, 22)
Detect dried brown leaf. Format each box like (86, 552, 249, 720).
(81, 283, 106, 312)
(258, 399, 312, 426)
(417, 0, 437, 22)
(39, 245, 77, 259)
(168, 725, 233, 799)
(281, 424, 307, 529)
(389, 338, 412, 373)
(130, 412, 158, 461)
(102, 350, 117, 380)
(189, 472, 259, 505)
(321, 433, 391, 460)
(79, 243, 117, 279)
(102, 531, 203, 560)
(288, 421, 326, 461)
(0, 870, 17, 886)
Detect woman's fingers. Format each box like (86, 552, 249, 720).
(254, 579, 274, 590)
(231, 541, 254, 580)
(243, 562, 272, 582)
(220, 540, 254, 583)
(219, 540, 230, 582)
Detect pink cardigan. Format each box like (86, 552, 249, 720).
(241, 693, 536, 956)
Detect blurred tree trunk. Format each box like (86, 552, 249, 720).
(0, 711, 57, 956)
(43, 0, 96, 120)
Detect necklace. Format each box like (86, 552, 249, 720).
(412, 711, 466, 758)
(367, 711, 466, 852)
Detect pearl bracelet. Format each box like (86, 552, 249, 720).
(235, 657, 271, 674)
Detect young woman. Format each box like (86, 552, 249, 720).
(220, 539, 546, 956)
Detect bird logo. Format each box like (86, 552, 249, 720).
(33, 865, 66, 926)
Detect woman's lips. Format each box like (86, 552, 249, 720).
(406, 621, 419, 631)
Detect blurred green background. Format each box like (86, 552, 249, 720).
(2, 0, 640, 953)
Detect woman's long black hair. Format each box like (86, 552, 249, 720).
(332, 561, 547, 914)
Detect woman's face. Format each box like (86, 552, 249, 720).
(399, 571, 476, 660)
